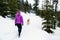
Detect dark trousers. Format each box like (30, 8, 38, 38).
(16, 24, 22, 36)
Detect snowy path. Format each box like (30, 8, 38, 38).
(0, 12, 60, 40)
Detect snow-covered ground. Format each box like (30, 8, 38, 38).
(0, 12, 60, 40)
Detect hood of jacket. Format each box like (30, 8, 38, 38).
(16, 11, 21, 17)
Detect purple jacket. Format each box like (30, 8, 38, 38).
(15, 11, 24, 25)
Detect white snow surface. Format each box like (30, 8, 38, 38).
(0, 12, 60, 40)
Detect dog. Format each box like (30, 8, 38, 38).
(27, 18, 30, 25)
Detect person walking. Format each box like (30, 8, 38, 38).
(15, 9, 24, 37)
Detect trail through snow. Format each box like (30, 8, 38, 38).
(0, 12, 60, 40)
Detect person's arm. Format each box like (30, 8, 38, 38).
(21, 16, 24, 25)
(15, 16, 17, 25)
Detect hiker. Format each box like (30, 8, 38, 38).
(15, 9, 24, 37)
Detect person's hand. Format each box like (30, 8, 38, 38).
(21, 23, 23, 26)
(15, 24, 17, 26)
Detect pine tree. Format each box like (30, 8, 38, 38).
(23, 0, 32, 13)
(8, 0, 18, 18)
(0, 0, 9, 18)
(57, 11, 60, 27)
(17, 0, 24, 12)
(0, 0, 18, 18)
(42, 0, 54, 33)
(52, 0, 58, 29)
(33, 0, 40, 15)
(53, 0, 60, 28)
